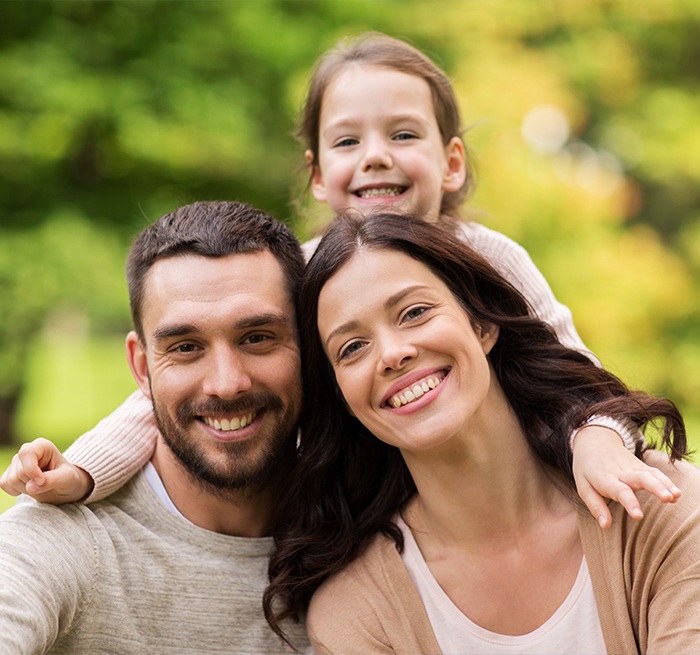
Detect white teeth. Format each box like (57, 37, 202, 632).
(389, 376, 444, 408)
(204, 411, 256, 432)
(357, 186, 403, 198)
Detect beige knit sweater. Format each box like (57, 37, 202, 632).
(307, 452, 700, 655)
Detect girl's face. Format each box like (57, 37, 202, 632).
(317, 248, 500, 453)
(308, 64, 466, 224)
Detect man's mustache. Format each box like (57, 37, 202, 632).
(176, 392, 285, 423)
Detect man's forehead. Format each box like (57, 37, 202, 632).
(142, 251, 294, 324)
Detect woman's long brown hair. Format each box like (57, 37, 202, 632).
(264, 212, 687, 645)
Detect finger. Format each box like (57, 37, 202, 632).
(0, 458, 30, 495)
(620, 469, 681, 502)
(576, 480, 613, 529)
(15, 446, 48, 485)
(0, 473, 22, 497)
(611, 486, 644, 521)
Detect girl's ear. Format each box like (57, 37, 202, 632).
(477, 321, 500, 355)
(442, 137, 467, 193)
(306, 150, 327, 203)
(125, 331, 152, 400)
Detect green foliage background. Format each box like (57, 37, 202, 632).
(0, 0, 698, 509)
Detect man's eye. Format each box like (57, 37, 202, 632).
(243, 334, 270, 345)
(174, 343, 199, 353)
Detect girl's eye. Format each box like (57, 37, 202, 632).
(394, 132, 418, 141)
(334, 137, 359, 148)
(339, 340, 366, 361)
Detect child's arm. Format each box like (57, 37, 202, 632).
(0, 391, 158, 504)
(460, 222, 681, 519)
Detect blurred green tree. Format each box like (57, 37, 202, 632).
(0, 0, 698, 446)
(0, 213, 126, 443)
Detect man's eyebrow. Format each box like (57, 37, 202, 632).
(152, 313, 292, 343)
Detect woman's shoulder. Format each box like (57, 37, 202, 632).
(602, 451, 700, 543)
(307, 531, 440, 654)
(308, 532, 408, 613)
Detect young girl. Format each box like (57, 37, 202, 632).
(265, 211, 699, 653)
(0, 33, 679, 525)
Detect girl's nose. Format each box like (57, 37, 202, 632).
(361, 139, 393, 171)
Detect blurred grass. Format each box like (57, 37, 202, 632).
(1, 330, 136, 514)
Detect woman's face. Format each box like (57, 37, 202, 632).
(317, 248, 500, 453)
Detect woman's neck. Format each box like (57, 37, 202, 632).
(401, 401, 573, 548)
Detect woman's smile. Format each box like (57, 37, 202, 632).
(318, 248, 499, 452)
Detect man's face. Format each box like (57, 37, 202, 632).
(127, 250, 302, 491)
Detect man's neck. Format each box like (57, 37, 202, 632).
(150, 443, 277, 538)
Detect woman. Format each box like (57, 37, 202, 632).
(265, 212, 700, 653)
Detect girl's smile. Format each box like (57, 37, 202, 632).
(309, 63, 466, 223)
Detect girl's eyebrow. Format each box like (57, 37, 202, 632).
(323, 285, 428, 350)
(323, 112, 428, 134)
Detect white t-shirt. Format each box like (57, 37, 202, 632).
(399, 517, 607, 654)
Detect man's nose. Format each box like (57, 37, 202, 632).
(202, 348, 253, 399)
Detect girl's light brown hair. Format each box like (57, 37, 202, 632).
(298, 32, 475, 219)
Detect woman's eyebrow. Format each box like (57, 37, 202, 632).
(323, 285, 429, 350)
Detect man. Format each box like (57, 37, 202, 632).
(0, 201, 310, 654)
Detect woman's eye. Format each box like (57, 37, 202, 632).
(339, 340, 365, 360)
(403, 306, 428, 322)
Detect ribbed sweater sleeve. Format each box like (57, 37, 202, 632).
(64, 391, 158, 502)
(460, 222, 641, 451)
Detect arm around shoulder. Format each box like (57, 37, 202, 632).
(65, 390, 159, 502)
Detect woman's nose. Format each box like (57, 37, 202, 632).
(377, 336, 417, 374)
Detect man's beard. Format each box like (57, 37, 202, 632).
(151, 391, 299, 493)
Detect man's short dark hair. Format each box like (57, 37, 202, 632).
(127, 200, 304, 340)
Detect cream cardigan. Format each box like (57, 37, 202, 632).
(307, 452, 700, 654)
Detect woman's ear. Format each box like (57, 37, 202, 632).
(442, 137, 467, 193)
(478, 321, 500, 355)
(306, 150, 327, 203)
(125, 331, 152, 400)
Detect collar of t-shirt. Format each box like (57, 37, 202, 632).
(142, 460, 192, 523)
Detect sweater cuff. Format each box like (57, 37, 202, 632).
(570, 414, 644, 453)
(64, 390, 158, 503)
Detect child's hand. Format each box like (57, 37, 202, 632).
(572, 426, 681, 529)
(0, 438, 94, 503)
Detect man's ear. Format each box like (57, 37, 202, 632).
(478, 321, 500, 355)
(126, 331, 152, 399)
(306, 149, 327, 203)
(442, 137, 467, 193)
